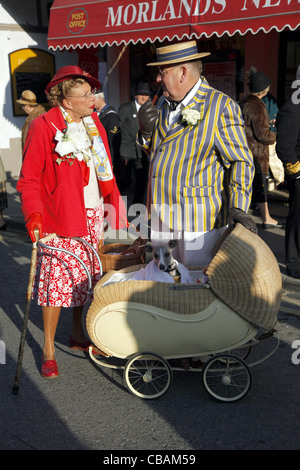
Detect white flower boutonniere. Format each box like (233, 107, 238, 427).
(52, 122, 91, 165)
(181, 109, 202, 126)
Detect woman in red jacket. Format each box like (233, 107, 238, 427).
(17, 66, 128, 379)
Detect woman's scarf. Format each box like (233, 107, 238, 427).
(53, 107, 114, 197)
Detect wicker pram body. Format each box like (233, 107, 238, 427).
(86, 224, 282, 360)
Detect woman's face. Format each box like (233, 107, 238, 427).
(62, 81, 96, 122)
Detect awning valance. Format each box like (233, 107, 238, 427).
(48, 0, 300, 51)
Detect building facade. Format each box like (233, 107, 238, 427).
(0, 0, 299, 177)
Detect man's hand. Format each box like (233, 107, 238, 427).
(25, 212, 43, 242)
(228, 207, 257, 234)
(138, 100, 159, 140)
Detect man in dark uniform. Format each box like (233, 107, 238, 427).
(276, 65, 300, 278)
(95, 87, 122, 186)
(118, 81, 153, 205)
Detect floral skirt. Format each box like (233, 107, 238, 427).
(33, 205, 104, 307)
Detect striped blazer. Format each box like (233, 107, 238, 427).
(142, 78, 254, 233)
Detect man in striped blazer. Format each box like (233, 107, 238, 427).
(138, 41, 257, 267)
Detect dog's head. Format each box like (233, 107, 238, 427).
(145, 240, 178, 272)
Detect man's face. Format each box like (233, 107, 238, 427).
(136, 94, 150, 106)
(94, 94, 105, 111)
(22, 104, 34, 115)
(156, 65, 182, 101)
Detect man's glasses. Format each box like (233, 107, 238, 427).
(157, 65, 179, 78)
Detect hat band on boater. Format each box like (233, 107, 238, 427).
(157, 45, 199, 63)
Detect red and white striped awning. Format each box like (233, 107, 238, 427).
(48, 0, 300, 51)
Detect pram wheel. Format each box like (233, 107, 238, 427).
(124, 352, 173, 399)
(202, 354, 251, 402)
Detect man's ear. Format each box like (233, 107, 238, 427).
(179, 65, 188, 83)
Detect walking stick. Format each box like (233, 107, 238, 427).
(12, 231, 57, 395)
(12, 229, 40, 394)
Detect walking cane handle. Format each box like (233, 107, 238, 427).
(39, 233, 57, 243)
(34, 229, 40, 242)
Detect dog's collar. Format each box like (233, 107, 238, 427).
(166, 261, 177, 273)
(166, 262, 181, 281)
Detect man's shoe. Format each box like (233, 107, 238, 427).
(41, 357, 59, 379)
(287, 268, 300, 279)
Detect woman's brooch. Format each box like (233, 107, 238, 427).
(52, 122, 90, 166)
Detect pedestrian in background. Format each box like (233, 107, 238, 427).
(16, 90, 46, 150)
(276, 65, 300, 279)
(240, 72, 283, 229)
(118, 81, 153, 204)
(261, 87, 285, 188)
(94, 86, 122, 186)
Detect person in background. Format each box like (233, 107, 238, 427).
(276, 65, 300, 279)
(261, 87, 285, 188)
(138, 40, 256, 267)
(262, 91, 278, 133)
(16, 90, 46, 149)
(0, 155, 8, 230)
(118, 81, 153, 204)
(17, 66, 128, 379)
(249, 67, 278, 131)
(94, 86, 122, 187)
(240, 72, 283, 229)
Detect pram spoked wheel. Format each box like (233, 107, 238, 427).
(202, 354, 251, 402)
(124, 352, 173, 399)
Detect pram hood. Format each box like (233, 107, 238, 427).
(206, 223, 282, 331)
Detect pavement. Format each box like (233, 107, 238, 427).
(2, 175, 300, 281)
(1, 175, 299, 315)
(0, 176, 299, 451)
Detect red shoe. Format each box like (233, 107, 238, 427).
(69, 336, 108, 357)
(41, 357, 59, 379)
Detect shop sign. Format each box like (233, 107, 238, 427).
(9, 48, 55, 116)
(67, 8, 88, 34)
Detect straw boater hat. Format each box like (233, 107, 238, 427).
(45, 65, 100, 94)
(16, 90, 38, 106)
(147, 40, 210, 66)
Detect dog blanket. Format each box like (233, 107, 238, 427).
(131, 259, 194, 283)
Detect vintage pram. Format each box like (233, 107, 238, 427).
(41, 223, 282, 402)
